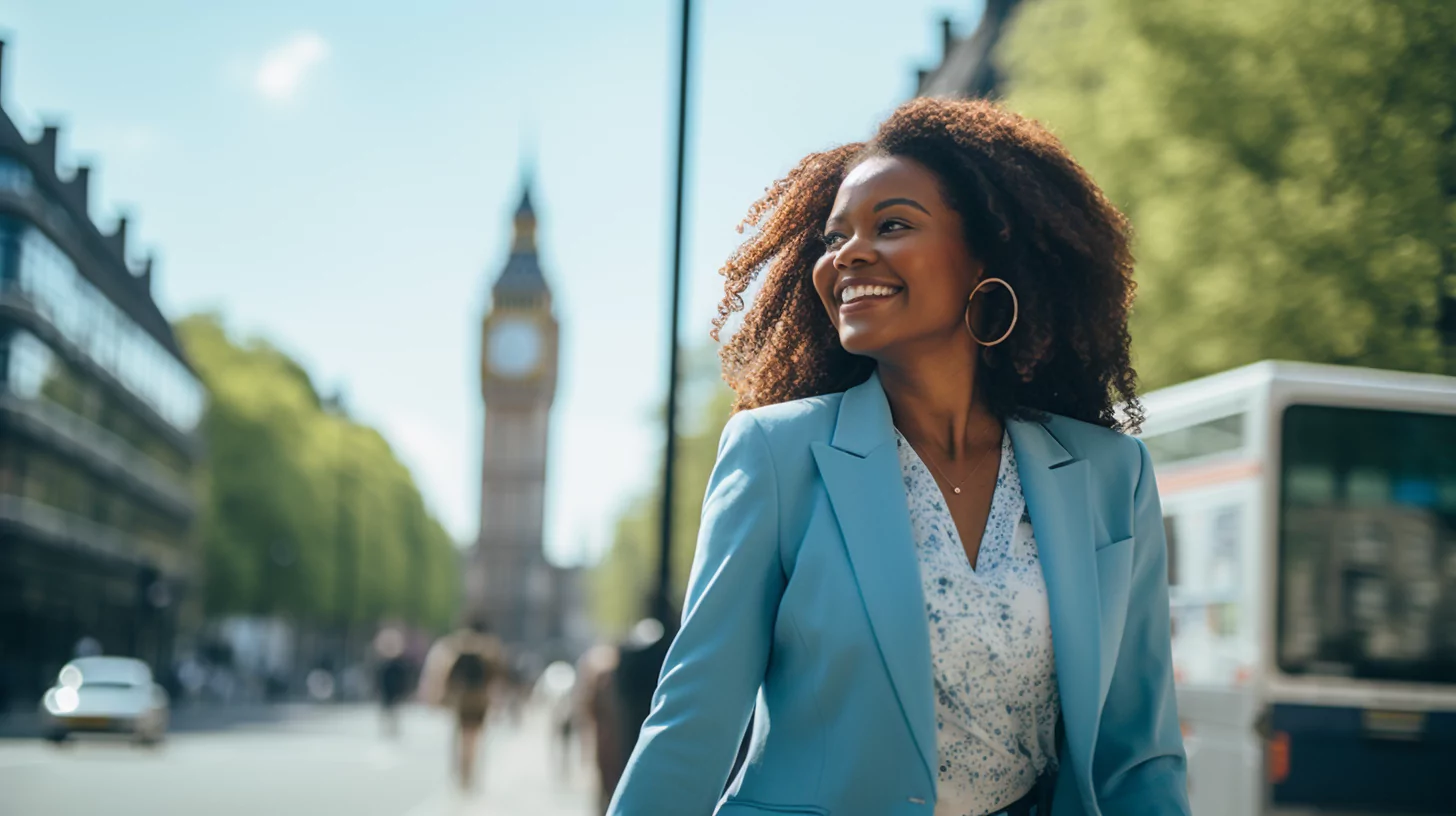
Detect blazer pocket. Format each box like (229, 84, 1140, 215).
(1094, 536, 1135, 586)
(718, 800, 830, 816)
(1095, 534, 1133, 552)
(1095, 536, 1136, 676)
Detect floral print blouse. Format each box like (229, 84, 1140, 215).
(894, 429, 1060, 816)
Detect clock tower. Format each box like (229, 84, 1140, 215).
(471, 183, 567, 660)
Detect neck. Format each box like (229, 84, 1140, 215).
(876, 340, 999, 461)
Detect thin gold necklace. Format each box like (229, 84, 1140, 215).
(897, 422, 999, 495)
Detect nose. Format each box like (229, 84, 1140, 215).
(833, 232, 876, 270)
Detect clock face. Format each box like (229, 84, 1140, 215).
(487, 317, 543, 378)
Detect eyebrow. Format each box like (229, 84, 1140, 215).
(824, 196, 933, 226)
(873, 197, 930, 215)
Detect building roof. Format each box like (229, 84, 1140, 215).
(1141, 360, 1456, 412)
(494, 251, 549, 297)
(492, 180, 551, 303)
(916, 0, 1023, 100)
(0, 41, 191, 367)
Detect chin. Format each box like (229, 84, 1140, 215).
(837, 327, 892, 359)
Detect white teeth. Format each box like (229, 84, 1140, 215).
(840, 284, 901, 304)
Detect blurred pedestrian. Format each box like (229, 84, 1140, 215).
(419, 615, 506, 792)
(502, 655, 531, 728)
(605, 97, 1188, 815)
(611, 618, 667, 772)
(374, 627, 410, 739)
(575, 644, 623, 815)
(534, 660, 578, 781)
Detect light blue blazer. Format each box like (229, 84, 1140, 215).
(608, 372, 1189, 816)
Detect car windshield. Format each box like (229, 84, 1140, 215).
(63, 658, 150, 689)
(1278, 404, 1456, 684)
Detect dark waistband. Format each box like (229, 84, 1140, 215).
(989, 774, 1051, 816)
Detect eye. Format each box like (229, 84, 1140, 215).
(820, 231, 847, 250)
(879, 219, 910, 235)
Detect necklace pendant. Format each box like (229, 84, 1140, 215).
(953, 487, 962, 494)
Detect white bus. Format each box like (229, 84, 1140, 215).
(1137, 361, 1456, 816)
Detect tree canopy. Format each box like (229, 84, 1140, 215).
(999, 0, 1456, 388)
(176, 314, 459, 630)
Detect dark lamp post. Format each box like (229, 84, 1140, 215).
(655, 0, 693, 626)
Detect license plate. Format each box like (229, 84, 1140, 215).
(1362, 709, 1426, 740)
(64, 716, 114, 729)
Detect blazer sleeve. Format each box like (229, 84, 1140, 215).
(1091, 436, 1191, 815)
(607, 411, 785, 816)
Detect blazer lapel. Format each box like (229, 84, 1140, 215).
(1006, 418, 1101, 808)
(810, 372, 938, 788)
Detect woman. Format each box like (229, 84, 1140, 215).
(608, 98, 1188, 816)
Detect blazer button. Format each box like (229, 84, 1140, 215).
(908, 797, 926, 805)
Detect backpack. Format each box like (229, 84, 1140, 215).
(446, 648, 493, 697)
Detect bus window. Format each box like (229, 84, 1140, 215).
(1277, 404, 1456, 683)
(1144, 414, 1245, 468)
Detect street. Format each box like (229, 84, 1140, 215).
(0, 704, 595, 816)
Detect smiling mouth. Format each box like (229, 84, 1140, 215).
(839, 283, 904, 307)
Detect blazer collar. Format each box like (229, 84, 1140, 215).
(814, 371, 935, 784)
(1007, 418, 1102, 810)
(830, 369, 1077, 467)
(817, 369, 1103, 809)
(829, 370, 896, 457)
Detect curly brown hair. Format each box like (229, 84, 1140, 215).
(711, 97, 1143, 432)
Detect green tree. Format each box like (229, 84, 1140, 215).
(176, 314, 459, 630)
(999, 0, 1456, 388)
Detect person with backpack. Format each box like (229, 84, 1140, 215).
(419, 615, 507, 791)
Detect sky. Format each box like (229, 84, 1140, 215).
(0, 0, 984, 566)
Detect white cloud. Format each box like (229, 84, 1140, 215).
(254, 32, 330, 102)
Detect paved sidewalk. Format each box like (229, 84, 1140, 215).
(408, 707, 597, 816)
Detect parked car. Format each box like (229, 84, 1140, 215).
(40, 656, 169, 745)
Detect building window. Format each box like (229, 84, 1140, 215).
(0, 217, 204, 433)
(1, 328, 191, 477)
(4, 330, 54, 400)
(5, 439, 186, 549)
(0, 154, 34, 195)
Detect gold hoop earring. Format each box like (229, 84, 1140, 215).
(964, 277, 1018, 347)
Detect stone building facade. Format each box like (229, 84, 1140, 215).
(0, 42, 205, 710)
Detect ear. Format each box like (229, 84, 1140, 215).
(965, 258, 987, 289)
(967, 264, 989, 296)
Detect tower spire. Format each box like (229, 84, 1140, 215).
(511, 180, 536, 254)
(492, 171, 551, 307)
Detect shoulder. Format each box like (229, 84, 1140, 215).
(712, 393, 843, 509)
(719, 392, 843, 453)
(1040, 411, 1148, 487)
(1038, 412, 1159, 542)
